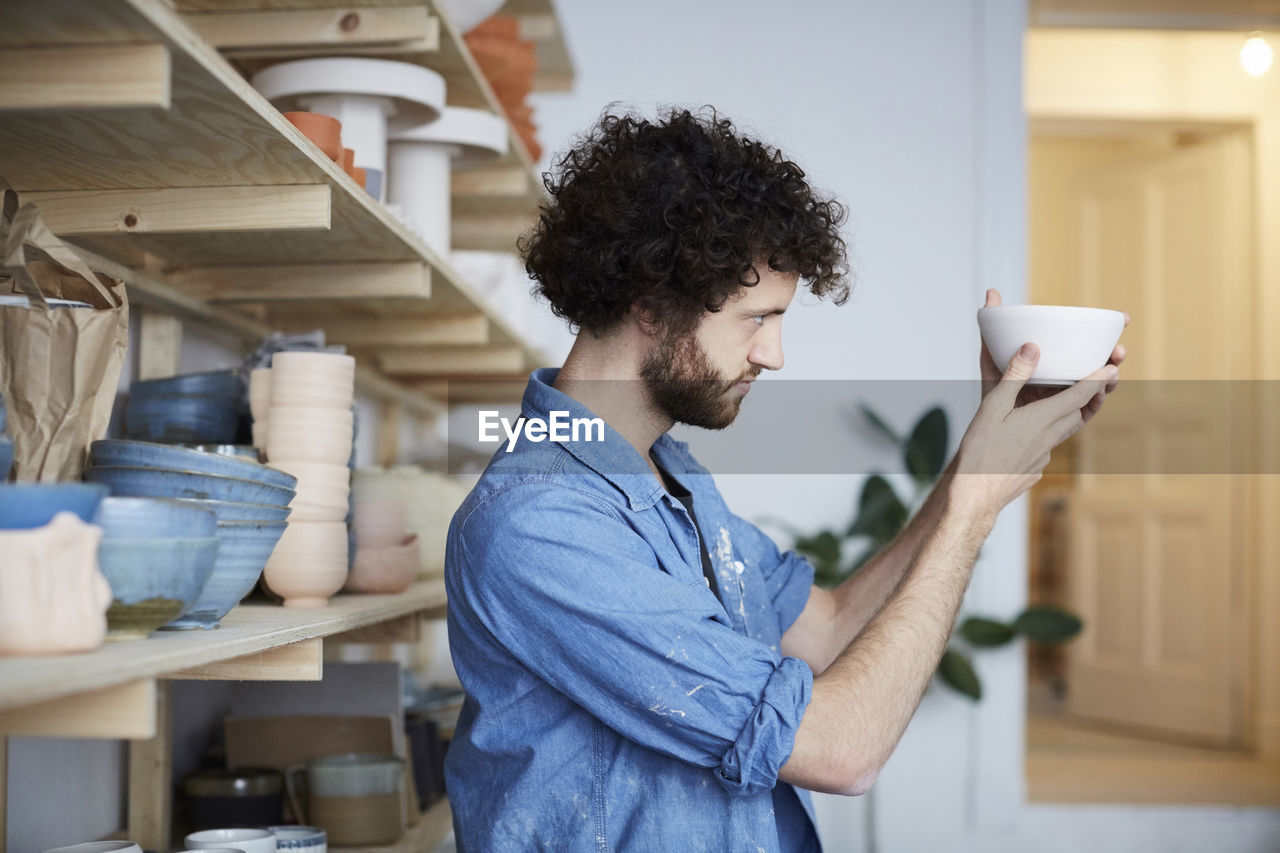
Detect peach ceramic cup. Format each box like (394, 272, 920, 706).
(265, 407, 354, 466)
(0, 514, 111, 655)
(346, 534, 419, 594)
(263, 521, 349, 607)
(270, 352, 355, 409)
(351, 498, 407, 550)
(270, 460, 350, 522)
(248, 368, 273, 421)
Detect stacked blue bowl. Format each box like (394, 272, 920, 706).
(84, 440, 296, 630)
(0, 482, 109, 529)
(125, 370, 244, 445)
(93, 497, 219, 639)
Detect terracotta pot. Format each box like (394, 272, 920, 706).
(342, 148, 355, 175)
(283, 111, 343, 162)
(0, 514, 110, 655)
(352, 167, 368, 190)
(464, 15, 518, 41)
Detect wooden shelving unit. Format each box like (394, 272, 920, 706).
(0, 581, 447, 733)
(0, 1, 576, 849)
(0, 0, 575, 402)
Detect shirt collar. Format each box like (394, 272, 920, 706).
(522, 367, 684, 511)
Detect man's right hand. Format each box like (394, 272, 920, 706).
(953, 341, 1118, 522)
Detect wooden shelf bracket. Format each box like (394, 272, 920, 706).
(165, 638, 323, 681)
(0, 679, 157, 739)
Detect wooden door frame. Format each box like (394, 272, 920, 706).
(1026, 26, 1279, 758)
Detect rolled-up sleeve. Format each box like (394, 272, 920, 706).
(452, 482, 812, 795)
(726, 512, 815, 636)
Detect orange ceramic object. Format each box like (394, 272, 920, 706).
(352, 167, 367, 189)
(342, 148, 355, 175)
(465, 15, 519, 41)
(283, 111, 343, 162)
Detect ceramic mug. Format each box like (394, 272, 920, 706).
(286, 753, 405, 847)
(266, 825, 327, 853)
(183, 828, 276, 853)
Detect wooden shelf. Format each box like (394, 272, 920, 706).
(331, 796, 453, 853)
(0, 0, 551, 391)
(0, 580, 446, 718)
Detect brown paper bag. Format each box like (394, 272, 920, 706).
(0, 180, 129, 482)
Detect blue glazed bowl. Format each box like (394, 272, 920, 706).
(83, 466, 294, 506)
(125, 393, 240, 444)
(0, 434, 11, 482)
(266, 826, 327, 851)
(98, 536, 220, 639)
(168, 497, 292, 523)
(0, 482, 109, 529)
(94, 496, 217, 540)
(129, 369, 243, 399)
(162, 520, 289, 630)
(90, 440, 297, 491)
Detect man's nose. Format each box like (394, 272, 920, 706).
(748, 327, 784, 372)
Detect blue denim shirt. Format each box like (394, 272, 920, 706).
(445, 368, 820, 852)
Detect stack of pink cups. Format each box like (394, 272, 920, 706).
(261, 352, 355, 607)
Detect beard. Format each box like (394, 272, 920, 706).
(640, 332, 753, 430)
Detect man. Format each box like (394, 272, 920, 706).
(443, 108, 1125, 851)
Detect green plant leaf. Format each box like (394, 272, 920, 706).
(1013, 605, 1083, 645)
(847, 475, 907, 541)
(937, 648, 982, 700)
(793, 530, 841, 565)
(859, 404, 901, 446)
(904, 406, 948, 484)
(959, 616, 1016, 647)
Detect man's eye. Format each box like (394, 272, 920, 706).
(749, 315, 764, 325)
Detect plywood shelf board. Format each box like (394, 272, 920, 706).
(0, 581, 447, 714)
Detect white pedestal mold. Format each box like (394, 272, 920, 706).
(387, 106, 508, 254)
(252, 58, 446, 201)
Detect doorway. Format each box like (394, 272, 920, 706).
(1023, 110, 1279, 806)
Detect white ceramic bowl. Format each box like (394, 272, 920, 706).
(184, 829, 276, 853)
(977, 305, 1125, 385)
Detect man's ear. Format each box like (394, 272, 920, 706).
(630, 304, 662, 338)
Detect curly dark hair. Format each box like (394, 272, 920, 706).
(521, 107, 850, 336)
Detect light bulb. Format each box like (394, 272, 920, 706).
(1240, 33, 1273, 76)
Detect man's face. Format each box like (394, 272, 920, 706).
(641, 267, 798, 429)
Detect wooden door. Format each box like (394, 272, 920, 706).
(1063, 132, 1251, 745)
